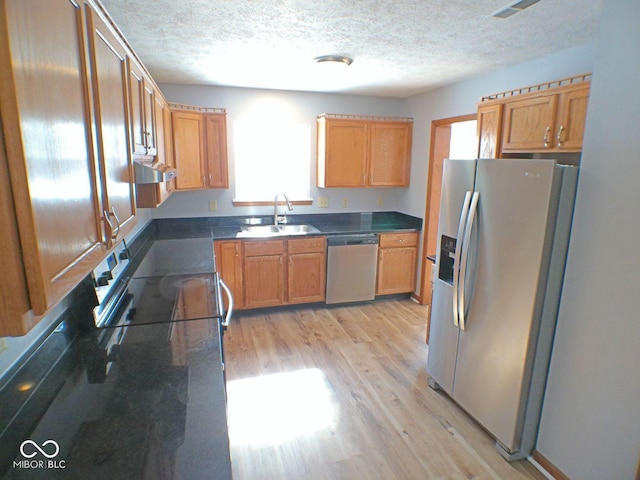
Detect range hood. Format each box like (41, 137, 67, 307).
(133, 160, 177, 184)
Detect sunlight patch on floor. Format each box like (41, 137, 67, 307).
(227, 368, 337, 448)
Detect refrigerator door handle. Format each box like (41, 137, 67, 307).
(453, 191, 473, 328)
(458, 191, 480, 331)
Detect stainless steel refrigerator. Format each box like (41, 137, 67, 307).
(426, 158, 578, 460)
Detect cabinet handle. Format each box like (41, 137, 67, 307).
(235, 244, 239, 257)
(103, 210, 114, 243)
(543, 126, 551, 147)
(556, 125, 565, 147)
(110, 207, 121, 240)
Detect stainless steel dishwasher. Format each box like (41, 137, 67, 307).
(325, 234, 379, 304)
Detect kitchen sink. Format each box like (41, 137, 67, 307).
(238, 224, 320, 237)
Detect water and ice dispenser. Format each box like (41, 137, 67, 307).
(438, 235, 457, 285)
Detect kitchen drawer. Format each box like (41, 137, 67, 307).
(287, 236, 326, 254)
(379, 232, 418, 248)
(243, 239, 285, 257)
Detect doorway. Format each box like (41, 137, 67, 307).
(419, 114, 477, 342)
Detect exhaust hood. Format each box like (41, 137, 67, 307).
(133, 160, 177, 184)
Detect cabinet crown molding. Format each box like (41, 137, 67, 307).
(480, 72, 592, 103)
(318, 113, 413, 122)
(168, 103, 226, 114)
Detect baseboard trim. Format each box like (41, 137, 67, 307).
(531, 451, 571, 480)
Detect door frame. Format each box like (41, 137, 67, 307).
(418, 114, 476, 310)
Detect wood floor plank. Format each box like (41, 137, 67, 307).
(225, 299, 545, 480)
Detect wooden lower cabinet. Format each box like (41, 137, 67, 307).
(217, 237, 327, 310)
(287, 237, 326, 304)
(214, 240, 244, 310)
(243, 240, 286, 309)
(376, 232, 419, 295)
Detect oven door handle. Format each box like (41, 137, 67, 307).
(219, 278, 234, 328)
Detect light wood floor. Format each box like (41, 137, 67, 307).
(224, 298, 545, 480)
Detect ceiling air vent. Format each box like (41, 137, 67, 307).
(491, 0, 541, 19)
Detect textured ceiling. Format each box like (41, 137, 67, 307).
(100, 0, 604, 98)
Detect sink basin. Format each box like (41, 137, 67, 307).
(238, 224, 320, 237)
(276, 224, 320, 235)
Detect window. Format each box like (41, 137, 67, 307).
(233, 120, 311, 203)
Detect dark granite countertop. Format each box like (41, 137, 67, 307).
(0, 231, 231, 480)
(153, 211, 422, 240)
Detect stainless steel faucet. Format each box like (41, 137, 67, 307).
(274, 193, 293, 225)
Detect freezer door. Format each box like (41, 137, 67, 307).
(451, 159, 560, 453)
(426, 159, 476, 395)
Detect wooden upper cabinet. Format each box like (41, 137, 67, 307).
(500, 82, 590, 153)
(136, 93, 175, 208)
(369, 122, 412, 186)
(0, 0, 107, 329)
(127, 58, 157, 157)
(86, 4, 136, 246)
(172, 110, 206, 189)
(0, 123, 32, 335)
(142, 79, 157, 156)
(319, 119, 368, 187)
(317, 115, 413, 188)
(204, 114, 229, 188)
(477, 103, 503, 159)
(554, 84, 590, 151)
(127, 59, 146, 155)
(502, 94, 558, 151)
(171, 107, 229, 190)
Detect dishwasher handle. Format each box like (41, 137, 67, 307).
(327, 234, 379, 247)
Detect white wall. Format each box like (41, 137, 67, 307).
(148, 85, 410, 219)
(535, 1, 640, 478)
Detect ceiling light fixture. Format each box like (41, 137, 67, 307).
(491, 0, 541, 19)
(314, 55, 353, 66)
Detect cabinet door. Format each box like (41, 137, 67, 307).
(0, 0, 106, 318)
(376, 247, 417, 295)
(322, 119, 368, 187)
(135, 93, 172, 208)
(172, 110, 206, 189)
(368, 121, 412, 186)
(0, 125, 33, 335)
(243, 255, 285, 308)
(127, 59, 146, 155)
(204, 113, 229, 188)
(501, 94, 557, 152)
(214, 240, 244, 310)
(554, 84, 590, 151)
(142, 78, 157, 155)
(288, 252, 326, 304)
(86, 6, 136, 246)
(477, 103, 503, 159)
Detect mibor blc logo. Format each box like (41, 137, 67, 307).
(13, 439, 66, 470)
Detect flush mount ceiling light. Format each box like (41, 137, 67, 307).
(314, 55, 353, 66)
(491, 0, 541, 19)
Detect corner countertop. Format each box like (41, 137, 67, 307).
(0, 230, 231, 480)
